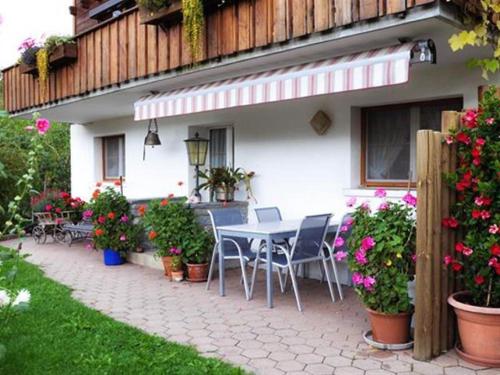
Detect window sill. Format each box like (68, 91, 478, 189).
(343, 188, 416, 199)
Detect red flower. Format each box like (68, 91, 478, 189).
(471, 148, 481, 158)
(443, 255, 453, 265)
(472, 158, 481, 166)
(480, 210, 491, 220)
(452, 262, 463, 272)
(107, 212, 116, 220)
(491, 244, 500, 257)
(45, 204, 53, 212)
(168, 193, 175, 199)
(92, 189, 101, 200)
(55, 207, 62, 214)
(475, 137, 486, 147)
(96, 182, 102, 187)
(98, 216, 106, 224)
(442, 217, 459, 229)
(472, 210, 481, 219)
(474, 275, 485, 285)
(456, 132, 471, 145)
(455, 242, 465, 253)
(462, 110, 478, 128)
(60, 192, 70, 199)
(148, 230, 157, 240)
(160, 199, 169, 207)
(138, 205, 146, 216)
(95, 228, 104, 236)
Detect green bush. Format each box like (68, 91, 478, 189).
(137, 0, 171, 12)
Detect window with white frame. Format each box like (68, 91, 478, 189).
(361, 98, 462, 187)
(102, 135, 125, 180)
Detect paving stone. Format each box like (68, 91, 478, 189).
(269, 351, 297, 361)
(242, 349, 270, 359)
(334, 367, 365, 375)
(304, 363, 335, 375)
(412, 362, 445, 375)
(276, 360, 306, 372)
(444, 367, 479, 375)
(248, 358, 277, 369)
(353, 358, 382, 370)
(381, 360, 411, 372)
(295, 353, 324, 365)
(324, 355, 353, 367)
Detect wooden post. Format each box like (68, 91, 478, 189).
(478, 85, 500, 102)
(414, 130, 433, 360)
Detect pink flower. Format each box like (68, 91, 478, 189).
(354, 248, 368, 265)
(485, 117, 495, 125)
(476, 138, 486, 147)
(489, 257, 498, 267)
(334, 237, 345, 248)
(462, 247, 473, 257)
(344, 217, 354, 226)
(340, 225, 349, 233)
(363, 276, 376, 292)
(360, 201, 370, 211)
(45, 204, 52, 211)
(334, 251, 347, 261)
(412, 253, 417, 263)
(462, 109, 478, 128)
(361, 236, 376, 251)
(119, 234, 127, 241)
(445, 135, 454, 145)
(346, 197, 357, 207)
(25, 125, 34, 131)
(85, 242, 93, 251)
(480, 210, 491, 220)
(352, 272, 364, 285)
(120, 215, 129, 222)
(35, 118, 50, 135)
(374, 188, 387, 198)
(378, 202, 389, 211)
(475, 196, 485, 206)
(443, 255, 453, 265)
(169, 247, 181, 255)
(402, 192, 417, 207)
(489, 224, 499, 234)
(97, 216, 106, 224)
(82, 209, 93, 219)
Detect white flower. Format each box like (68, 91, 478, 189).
(12, 289, 30, 306)
(0, 290, 11, 307)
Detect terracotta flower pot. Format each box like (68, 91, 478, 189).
(161, 256, 173, 279)
(171, 270, 184, 282)
(187, 263, 209, 282)
(448, 291, 500, 367)
(366, 308, 412, 344)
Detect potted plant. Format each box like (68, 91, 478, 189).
(87, 187, 138, 266)
(170, 247, 184, 282)
(142, 196, 213, 281)
(347, 189, 417, 345)
(198, 167, 255, 202)
(442, 87, 499, 367)
(18, 37, 41, 75)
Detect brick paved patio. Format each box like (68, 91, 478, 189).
(2, 238, 496, 375)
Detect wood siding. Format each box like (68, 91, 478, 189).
(3, 0, 435, 114)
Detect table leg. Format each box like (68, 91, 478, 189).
(265, 235, 274, 308)
(219, 232, 225, 297)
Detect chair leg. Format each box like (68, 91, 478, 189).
(330, 256, 344, 301)
(206, 244, 218, 291)
(288, 263, 303, 312)
(250, 257, 260, 299)
(277, 267, 285, 294)
(238, 258, 251, 301)
(322, 258, 336, 303)
(320, 262, 325, 283)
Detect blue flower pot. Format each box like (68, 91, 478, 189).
(103, 249, 125, 266)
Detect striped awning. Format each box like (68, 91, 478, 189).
(134, 43, 417, 121)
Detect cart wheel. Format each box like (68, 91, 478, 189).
(54, 227, 69, 244)
(32, 226, 47, 244)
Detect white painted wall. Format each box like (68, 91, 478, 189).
(71, 61, 499, 224)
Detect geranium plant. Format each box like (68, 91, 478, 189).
(142, 196, 212, 263)
(31, 189, 85, 224)
(443, 87, 499, 307)
(87, 187, 139, 257)
(347, 190, 417, 314)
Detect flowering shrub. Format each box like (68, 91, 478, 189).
(142, 196, 212, 263)
(30, 189, 85, 223)
(87, 187, 140, 256)
(443, 87, 499, 308)
(170, 247, 183, 271)
(347, 189, 416, 314)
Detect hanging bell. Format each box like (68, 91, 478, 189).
(143, 119, 162, 160)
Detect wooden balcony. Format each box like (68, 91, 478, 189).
(2, 0, 436, 115)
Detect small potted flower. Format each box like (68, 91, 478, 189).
(87, 187, 139, 266)
(443, 87, 499, 367)
(197, 167, 256, 202)
(347, 188, 417, 345)
(170, 247, 184, 282)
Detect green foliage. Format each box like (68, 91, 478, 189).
(182, 0, 204, 61)
(43, 35, 74, 55)
(449, 0, 500, 79)
(198, 167, 256, 200)
(0, 116, 70, 230)
(137, 0, 172, 12)
(443, 87, 500, 307)
(348, 200, 416, 314)
(87, 188, 139, 255)
(0, 246, 245, 374)
(142, 197, 213, 263)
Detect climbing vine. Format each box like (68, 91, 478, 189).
(36, 49, 49, 103)
(182, 0, 204, 61)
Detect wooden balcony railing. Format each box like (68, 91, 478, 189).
(2, 0, 435, 115)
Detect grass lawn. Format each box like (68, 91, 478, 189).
(0, 246, 245, 375)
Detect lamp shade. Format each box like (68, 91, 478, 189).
(184, 132, 209, 166)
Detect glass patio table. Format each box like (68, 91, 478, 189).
(217, 219, 339, 308)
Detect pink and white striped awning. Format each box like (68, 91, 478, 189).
(134, 43, 417, 121)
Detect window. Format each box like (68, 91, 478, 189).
(209, 128, 229, 168)
(361, 98, 462, 187)
(102, 135, 125, 180)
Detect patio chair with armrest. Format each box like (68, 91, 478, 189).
(250, 214, 336, 312)
(206, 208, 257, 301)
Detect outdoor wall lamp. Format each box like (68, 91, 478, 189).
(184, 132, 209, 200)
(143, 119, 161, 160)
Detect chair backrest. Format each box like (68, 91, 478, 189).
(332, 213, 354, 255)
(207, 208, 245, 239)
(255, 207, 282, 223)
(291, 214, 331, 261)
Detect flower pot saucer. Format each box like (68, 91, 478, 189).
(363, 331, 413, 351)
(186, 278, 207, 283)
(455, 344, 500, 368)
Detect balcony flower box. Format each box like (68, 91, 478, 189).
(19, 43, 77, 76)
(19, 63, 38, 76)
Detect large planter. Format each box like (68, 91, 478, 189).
(448, 291, 500, 367)
(161, 256, 173, 279)
(366, 308, 412, 344)
(215, 186, 235, 202)
(187, 263, 209, 282)
(103, 248, 125, 266)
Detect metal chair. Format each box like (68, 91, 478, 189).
(250, 214, 335, 312)
(255, 207, 283, 223)
(322, 212, 354, 301)
(206, 208, 256, 300)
